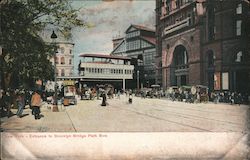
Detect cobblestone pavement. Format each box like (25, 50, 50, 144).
(1, 95, 249, 159)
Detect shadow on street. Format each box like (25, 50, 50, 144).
(0, 111, 15, 118)
(19, 114, 29, 118)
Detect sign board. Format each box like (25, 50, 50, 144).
(214, 72, 221, 90)
(222, 72, 229, 90)
(63, 80, 75, 86)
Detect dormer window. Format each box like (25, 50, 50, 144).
(235, 51, 242, 62)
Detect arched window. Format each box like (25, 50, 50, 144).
(174, 45, 188, 66)
(55, 57, 59, 64)
(61, 69, 65, 76)
(69, 59, 72, 65)
(61, 57, 65, 64)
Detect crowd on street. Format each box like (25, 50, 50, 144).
(0, 88, 43, 119)
(0, 85, 249, 120)
(131, 87, 249, 105)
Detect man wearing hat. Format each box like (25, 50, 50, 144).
(31, 90, 42, 119)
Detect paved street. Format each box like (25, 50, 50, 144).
(1, 95, 249, 132)
(1, 95, 250, 159)
(1, 96, 249, 133)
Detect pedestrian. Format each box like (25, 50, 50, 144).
(1, 90, 11, 117)
(213, 92, 219, 104)
(236, 93, 242, 105)
(0, 90, 4, 115)
(5, 90, 13, 118)
(31, 90, 42, 120)
(196, 92, 200, 103)
(185, 91, 188, 103)
(97, 88, 101, 100)
(117, 90, 121, 99)
(142, 91, 146, 99)
(114, 89, 117, 97)
(230, 92, 235, 105)
(16, 91, 25, 118)
(128, 93, 132, 104)
(101, 92, 107, 106)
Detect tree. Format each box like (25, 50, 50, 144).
(0, 0, 85, 90)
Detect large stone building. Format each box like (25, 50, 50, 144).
(111, 24, 157, 88)
(156, 0, 250, 94)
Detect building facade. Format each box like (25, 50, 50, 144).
(156, 0, 250, 94)
(50, 42, 74, 79)
(111, 24, 157, 88)
(78, 54, 134, 90)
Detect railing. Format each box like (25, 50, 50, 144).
(176, 64, 189, 70)
(79, 63, 134, 80)
(163, 18, 190, 35)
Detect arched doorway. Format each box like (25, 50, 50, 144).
(170, 45, 189, 86)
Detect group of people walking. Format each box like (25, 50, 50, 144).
(0, 88, 43, 120)
(210, 91, 248, 105)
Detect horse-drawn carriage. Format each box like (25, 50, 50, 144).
(167, 85, 209, 103)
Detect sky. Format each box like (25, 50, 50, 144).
(70, 0, 156, 74)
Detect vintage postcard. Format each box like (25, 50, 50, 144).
(1, 0, 250, 159)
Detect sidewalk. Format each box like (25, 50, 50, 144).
(0, 104, 76, 132)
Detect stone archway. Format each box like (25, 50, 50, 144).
(170, 45, 189, 86)
(162, 38, 192, 88)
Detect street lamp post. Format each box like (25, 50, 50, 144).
(144, 74, 148, 88)
(137, 59, 143, 90)
(137, 70, 139, 90)
(51, 30, 59, 112)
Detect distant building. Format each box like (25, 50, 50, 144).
(78, 54, 134, 90)
(156, 0, 250, 94)
(111, 24, 157, 88)
(50, 42, 74, 80)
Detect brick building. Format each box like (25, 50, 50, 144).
(156, 0, 250, 94)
